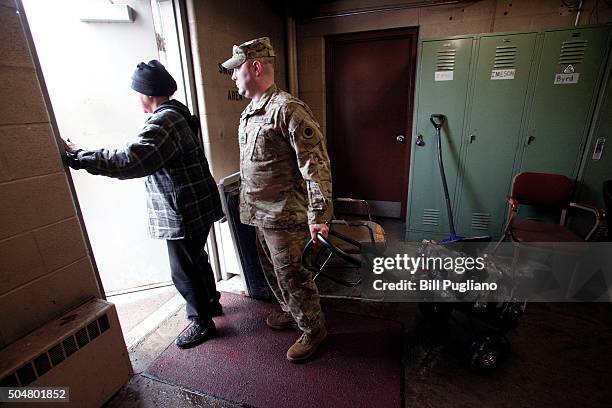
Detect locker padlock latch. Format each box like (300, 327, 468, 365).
(469, 134, 476, 143)
(526, 135, 536, 145)
(415, 134, 425, 146)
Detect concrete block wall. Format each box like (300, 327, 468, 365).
(0, 1, 100, 347)
(296, 0, 612, 132)
(186, 0, 287, 181)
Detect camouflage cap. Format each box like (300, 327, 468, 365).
(221, 37, 276, 69)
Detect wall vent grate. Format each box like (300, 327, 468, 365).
(99, 314, 110, 332)
(436, 49, 456, 71)
(17, 363, 36, 386)
(75, 327, 90, 348)
(0, 373, 19, 387)
(48, 344, 65, 366)
(471, 213, 491, 230)
(558, 40, 587, 65)
(33, 353, 52, 377)
(87, 320, 100, 340)
(4, 313, 110, 387)
(494, 45, 517, 68)
(423, 209, 441, 226)
(62, 336, 78, 357)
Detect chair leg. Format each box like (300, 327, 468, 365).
(492, 232, 508, 255)
(510, 245, 520, 279)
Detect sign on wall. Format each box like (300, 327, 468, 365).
(219, 63, 244, 100)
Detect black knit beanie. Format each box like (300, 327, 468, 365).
(131, 60, 177, 96)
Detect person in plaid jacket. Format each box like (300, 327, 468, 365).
(63, 60, 224, 349)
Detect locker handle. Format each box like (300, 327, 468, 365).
(469, 134, 476, 144)
(526, 135, 536, 145)
(416, 134, 425, 147)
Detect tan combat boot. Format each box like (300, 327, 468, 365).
(286, 327, 327, 362)
(266, 311, 297, 330)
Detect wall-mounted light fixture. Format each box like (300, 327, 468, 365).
(80, 3, 135, 23)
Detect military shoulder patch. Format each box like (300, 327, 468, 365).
(303, 126, 315, 138)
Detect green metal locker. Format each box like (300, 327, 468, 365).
(407, 37, 473, 239)
(407, 25, 611, 241)
(576, 48, 612, 208)
(519, 26, 611, 177)
(571, 45, 612, 237)
(455, 33, 538, 238)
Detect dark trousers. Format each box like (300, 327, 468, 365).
(166, 225, 219, 322)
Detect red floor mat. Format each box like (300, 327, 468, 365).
(145, 293, 402, 408)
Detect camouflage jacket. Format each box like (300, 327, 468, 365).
(239, 84, 333, 228)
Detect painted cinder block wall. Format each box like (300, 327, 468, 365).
(295, 0, 612, 133)
(0, 1, 100, 348)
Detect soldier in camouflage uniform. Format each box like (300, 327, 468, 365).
(222, 37, 333, 362)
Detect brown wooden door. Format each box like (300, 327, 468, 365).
(325, 28, 417, 219)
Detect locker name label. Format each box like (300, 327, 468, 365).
(490, 69, 515, 80)
(434, 71, 453, 81)
(554, 73, 580, 84)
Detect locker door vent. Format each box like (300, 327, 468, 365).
(471, 213, 490, 230)
(558, 40, 587, 65)
(494, 45, 517, 68)
(422, 209, 440, 226)
(436, 49, 456, 71)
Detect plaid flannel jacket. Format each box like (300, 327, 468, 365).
(67, 100, 224, 239)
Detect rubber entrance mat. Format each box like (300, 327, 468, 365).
(145, 292, 402, 408)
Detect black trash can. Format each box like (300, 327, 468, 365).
(218, 173, 272, 300)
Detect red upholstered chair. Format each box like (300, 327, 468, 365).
(497, 172, 605, 245)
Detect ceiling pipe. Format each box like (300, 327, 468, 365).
(285, 9, 299, 95)
(310, 0, 475, 20)
(574, 0, 583, 26)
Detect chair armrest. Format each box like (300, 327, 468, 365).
(507, 197, 519, 212)
(569, 202, 605, 220)
(334, 197, 363, 203)
(569, 202, 606, 240)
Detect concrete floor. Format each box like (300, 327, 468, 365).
(111, 286, 179, 335)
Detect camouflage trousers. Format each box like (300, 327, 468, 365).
(255, 226, 325, 334)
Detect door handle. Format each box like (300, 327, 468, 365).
(396, 135, 406, 144)
(469, 134, 476, 144)
(526, 135, 536, 145)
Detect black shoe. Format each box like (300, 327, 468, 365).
(175, 320, 217, 349)
(210, 301, 223, 317)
